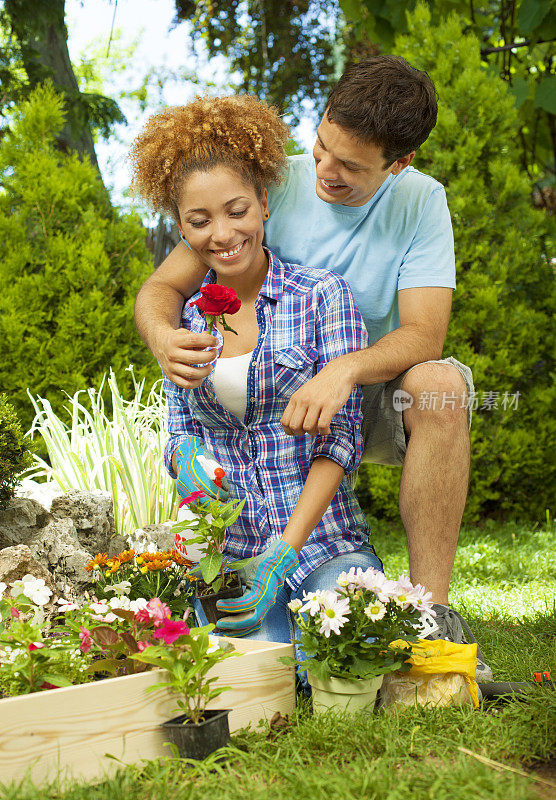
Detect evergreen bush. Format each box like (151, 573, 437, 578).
(0, 83, 159, 432)
(0, 394, 32, 509)
(356, 4, 555, 523)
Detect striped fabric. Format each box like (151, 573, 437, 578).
(164, 248, 372, 591)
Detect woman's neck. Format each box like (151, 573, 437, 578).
(213, 246, 268, 304)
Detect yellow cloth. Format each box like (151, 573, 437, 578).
(382, 638, 480, 708)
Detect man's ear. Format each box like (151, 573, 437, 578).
(391, 152, 416, 175)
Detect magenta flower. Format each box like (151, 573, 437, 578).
(153, 619, 190, 644)
(179, 490, 206, 506)
(28, 642, 45, 651)
(137, 640, 152, 652)
(10, 607, 20, 619)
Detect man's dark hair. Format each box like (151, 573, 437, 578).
(326, 55, 438, 165)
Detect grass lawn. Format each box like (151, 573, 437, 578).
(2, 519, 555, 800)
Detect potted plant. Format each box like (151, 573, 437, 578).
(131, 620, 237, 760)
(172, 491, 252, 625)
(284, 567, 436, 714)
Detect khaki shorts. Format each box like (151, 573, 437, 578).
(360, 356, 474, 467)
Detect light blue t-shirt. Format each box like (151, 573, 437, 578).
(264, 154, 455, 345)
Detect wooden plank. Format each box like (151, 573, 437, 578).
(0, 638, 295, 787)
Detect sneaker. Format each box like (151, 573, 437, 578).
(420, 604, 494, 683)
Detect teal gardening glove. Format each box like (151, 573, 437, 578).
(175, 437, 229, 501)
(216, 540, 299, 636)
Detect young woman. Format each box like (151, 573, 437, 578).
(129, 96, 382, 672)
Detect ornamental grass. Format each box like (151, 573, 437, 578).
(26, 368, 177, 539)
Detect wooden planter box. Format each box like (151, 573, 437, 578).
(0, 638, 295, 787)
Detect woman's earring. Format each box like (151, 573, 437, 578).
(264, 212, 269, 220)
(179, 231, 192, 250)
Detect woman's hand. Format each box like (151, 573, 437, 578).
(215, 541, 299, 636)
(157, 327, 218, 389)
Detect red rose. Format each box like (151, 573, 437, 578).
(192, 285, 241, 316)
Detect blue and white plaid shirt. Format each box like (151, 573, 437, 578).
(164, 248, 372, 590)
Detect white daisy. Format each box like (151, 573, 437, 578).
(364, 600, 386, 621)
(318, 595, 351, 637)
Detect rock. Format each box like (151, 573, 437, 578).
(0, 544, 58, 598)
(50, 490, 115, 555)
(15, 478, 65, 512)
(128, 521, 175, 552)
(27, 517, 93, 595)
(0, 498, 51, 549)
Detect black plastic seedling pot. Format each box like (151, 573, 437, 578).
(162, 709, 231, 760)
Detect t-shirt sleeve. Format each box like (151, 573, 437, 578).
(397, 187, 456, 291)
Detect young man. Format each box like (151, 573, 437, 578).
(133, 55, 492, 681)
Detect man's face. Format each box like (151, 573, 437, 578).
(313, 114, 414, 207)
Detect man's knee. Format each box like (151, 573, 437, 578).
(402, 363, 468, 434)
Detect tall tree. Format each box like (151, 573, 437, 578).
(1, 0, 124, 178)
(173, 0, 343, 124)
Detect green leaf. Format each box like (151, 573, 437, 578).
(199, 552, 223, 585)
(509, 76, 531, 108)
(534, 76, 556, 114)
(41, 673, 73, 687)
(84, 658, 121, 675)
(518, 0, 552, 34)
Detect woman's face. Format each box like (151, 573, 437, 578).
(177, 166, 268, 279)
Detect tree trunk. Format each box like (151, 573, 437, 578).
(5, 0, 102, 176)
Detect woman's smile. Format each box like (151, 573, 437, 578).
(209, 239, 248, 261)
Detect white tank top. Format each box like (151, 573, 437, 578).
(212, 351, 254, 421)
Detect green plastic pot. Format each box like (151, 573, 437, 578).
(308, 672, 384, 714)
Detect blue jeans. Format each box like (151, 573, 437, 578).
(202, 543, 382, 694)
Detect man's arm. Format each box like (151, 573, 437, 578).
(281, 286, 452, 436)
(134, 241, 218, 388)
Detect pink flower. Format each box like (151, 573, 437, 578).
(134, 607, 151, 624)
(153, 619, 190, 644)
(179, 491, 206, 506)
(10, 607, 20, 619)
(137, 640, 152, 652)
(56, 598, 79, 612)
(145, 598, 171, 627)
(28, 642, 45, 651)
(79, 625, 92, 653)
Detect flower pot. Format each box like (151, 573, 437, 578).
(196, 572, 243, 625)
(162, 709, 231, 760)
(308, 673, 384, 715)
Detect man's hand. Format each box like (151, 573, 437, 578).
(156, 328, 218, 389)
(281, 359, 355, 436)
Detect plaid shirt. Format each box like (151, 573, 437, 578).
(163, 248, 371, 590)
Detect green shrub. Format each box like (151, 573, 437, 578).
(0, 394, 32, 509)
(0, 83, 159, 432)
(357, 4, 555, 523)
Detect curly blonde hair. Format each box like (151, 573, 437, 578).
(129, 95, 290, 221)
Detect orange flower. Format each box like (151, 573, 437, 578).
(85, 553, 109, 572)
(115, 549, 135, 564)
(106, 560, 121, 575)
(146, 559, 172, 571)
(171, 550, 193, 567)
